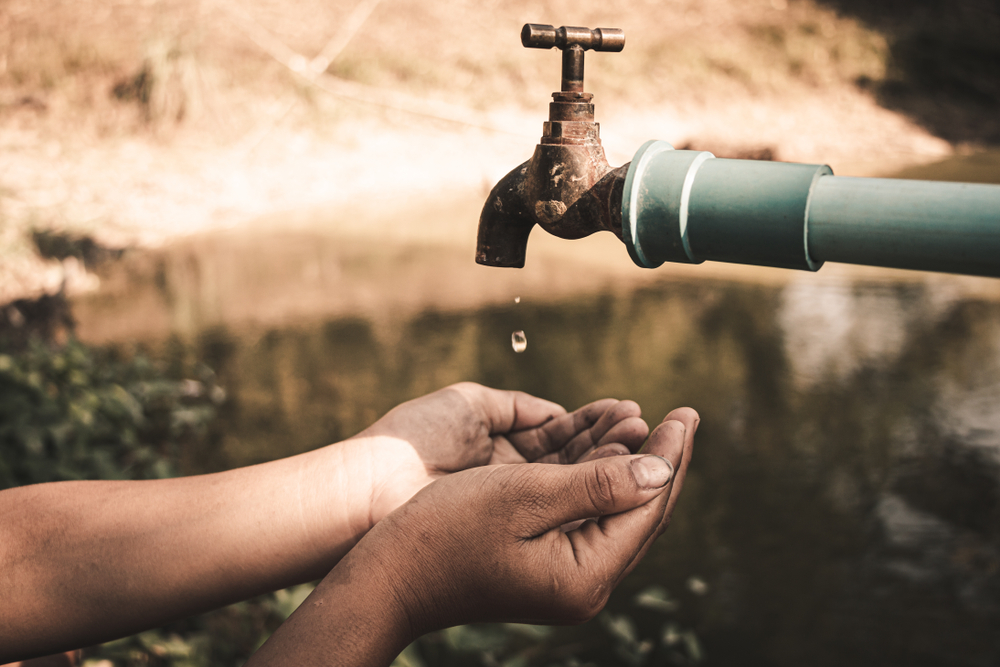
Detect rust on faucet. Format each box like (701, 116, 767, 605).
(476, 24, 629, 268)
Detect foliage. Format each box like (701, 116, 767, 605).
(388, 585, 704, 667)
(80, 584, 316, 667)
(82, 584, 705, 667)
(0, 337, 222, 489)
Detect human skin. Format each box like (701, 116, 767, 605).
(247, 407, 698, 666)
(0, 383, 650, 662)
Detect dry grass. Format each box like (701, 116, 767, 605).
(0, 0, 961, 303)
(1, 0, 890, 120)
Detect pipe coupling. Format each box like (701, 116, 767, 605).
(622, 140, 832, 271)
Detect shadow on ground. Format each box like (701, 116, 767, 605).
(819, 0, 1000, 145)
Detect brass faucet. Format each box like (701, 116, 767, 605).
(475, 24, 627, 268)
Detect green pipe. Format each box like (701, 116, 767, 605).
(622, 140, 1000, 277)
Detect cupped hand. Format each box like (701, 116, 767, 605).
(355, 382, 650, 525)
(369, 407, 698, 634)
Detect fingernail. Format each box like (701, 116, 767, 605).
(631, 455, 673, 488)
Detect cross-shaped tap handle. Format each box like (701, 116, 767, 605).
(521, 24, 625, 92)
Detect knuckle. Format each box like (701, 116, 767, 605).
(448, 381, 483, 394)
(584, 580, 613, 617)
(586, 463, 620, 514)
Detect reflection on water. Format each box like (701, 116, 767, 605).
(77, 271, 1000, 665)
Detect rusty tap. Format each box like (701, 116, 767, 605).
(476, 24, 628, 268)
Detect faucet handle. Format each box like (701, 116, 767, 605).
(521, 24, 625, 92)
(521, 24, 625, 52)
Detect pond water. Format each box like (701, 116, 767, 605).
(70, 153, 1000, 665)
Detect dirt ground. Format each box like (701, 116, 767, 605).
(1, 0, 989, 304)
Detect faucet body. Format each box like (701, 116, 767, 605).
(476, 25, 627, 268)
(476, 90, 627, 267)
(477, 24, 1000, 278)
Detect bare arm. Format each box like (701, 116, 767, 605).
(0, 383, 649, 661)
(0, 439, 371, 659)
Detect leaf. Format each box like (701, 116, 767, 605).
(443, 624, 511, 653)
(633, 585, 679, 613)
(272, 583, 317, 619)
(391, 643, 426, 667)
(600, 613, 638, 645)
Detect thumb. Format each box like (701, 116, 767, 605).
(516, 454, 674, 535)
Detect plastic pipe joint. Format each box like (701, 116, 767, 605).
(622, 140, 829, 271)
(622, 140, 1000, 277)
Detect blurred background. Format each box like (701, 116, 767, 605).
(2, 0, 1000, 665)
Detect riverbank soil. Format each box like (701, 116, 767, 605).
(1, 0, 998, 308)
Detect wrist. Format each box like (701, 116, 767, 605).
(271, 439, 378, 575)
(248, 527, 418, 666)
(345, 433, 429, 527)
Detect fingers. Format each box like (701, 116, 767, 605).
(528, 400, 647, 463)
(576, 443, 630, 463)
(450, 383, 567, 435)
(507, 399, 616, 462)
(561, 400, 648, 462)
(567, 412, 694, 584)
(506, 391, 569, 431)
(558, 441, 637, 533)
(638, 408, 698, 538)
(565, 415, 648, 462)
(587, 400, 644, 445)
(648, 408, 698, 525)
(611, 408, 699, 582)
(515, 452, 675, 537)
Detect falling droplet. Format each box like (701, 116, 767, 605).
(511, 330, 527, 353)
(514, 296, 521, 304)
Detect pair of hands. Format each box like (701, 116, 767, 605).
(251, 383, 698, 664)
(0, 381, 693, 665)
(356, 382, 658, 526)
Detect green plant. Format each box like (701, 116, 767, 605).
(0, 337, 221, 489)
(388, 585, 704, 667)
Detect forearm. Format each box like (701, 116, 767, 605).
(246, 528, 414, 667)
(0, 438, 378, 661)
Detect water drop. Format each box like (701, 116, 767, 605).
(514, 296, 521, 304)
(511, 330, 527, 353)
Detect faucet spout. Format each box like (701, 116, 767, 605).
(476, 161, 535, 268)
(476, 154, 628, 268)
(474, 113, 629, 267)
